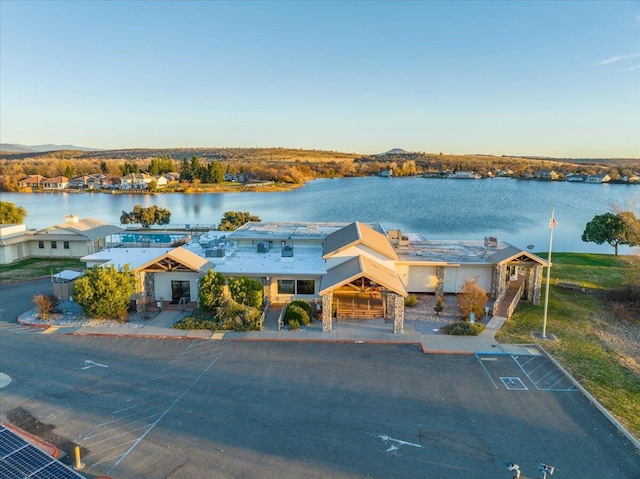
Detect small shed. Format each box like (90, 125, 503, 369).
(51, 270, 83, 301)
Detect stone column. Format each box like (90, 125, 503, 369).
(136, 271, 154, 313)
(390, 293, 405, 334)
(322, 291, 333, 333)
(493, 264, 507, 299)
(435, 266, 445, 297)
(531, 265, 543, 305)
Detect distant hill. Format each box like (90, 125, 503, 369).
(378, 148, 410, 155)
(0, 143, 99, 153)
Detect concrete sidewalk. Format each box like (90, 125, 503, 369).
(44, 310, 538, 355)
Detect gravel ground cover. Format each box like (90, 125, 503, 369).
(19, 301, 156, 329)
(403, 293, 490, 335)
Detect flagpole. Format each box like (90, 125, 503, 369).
(541, 209, 555, 339)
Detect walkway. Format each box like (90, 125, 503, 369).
(37, 310, 535, 356)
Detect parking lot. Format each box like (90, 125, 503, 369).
(1, 331, 639, 479)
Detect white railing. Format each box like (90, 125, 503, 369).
(277, 301, 288, 331)
(258, 299, 270, 331)
(505, 281, 526, 319)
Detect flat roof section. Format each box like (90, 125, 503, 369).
(214, 245, 326, 277)
(229, 221, 386, 242)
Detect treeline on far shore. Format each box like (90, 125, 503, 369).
(1, 147, 639, 192)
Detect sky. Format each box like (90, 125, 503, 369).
(1, 1, 639, 157)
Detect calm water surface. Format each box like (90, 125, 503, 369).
(3, 177, 638, 254)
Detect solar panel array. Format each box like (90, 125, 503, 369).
(0, 425, 86, 479)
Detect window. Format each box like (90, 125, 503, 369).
(296, 280, 315, 295)
(38, 241, 44, 249)
(51, 241, 57, 249)
(277, 279, 315, 295)
(63, 241, 70, 249)
(277, 280, 295, 294)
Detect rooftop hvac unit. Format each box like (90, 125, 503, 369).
(205, 248, 225, 258)
(282, 245, 294, 257)
(398, 235, 410, 246)
(257, 242, 270, 253)
(484, 237, 498, 249)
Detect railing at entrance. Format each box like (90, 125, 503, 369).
(505, 281, 525, 319)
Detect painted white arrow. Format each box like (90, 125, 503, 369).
(82, 360, 108, 370)
(378, 435, 423, 452)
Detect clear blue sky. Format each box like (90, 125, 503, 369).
(1, 1, 639, 157)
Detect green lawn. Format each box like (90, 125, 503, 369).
(0, 258, 84, 283)
(496, 253, 640, 440)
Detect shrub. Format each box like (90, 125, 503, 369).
(289, 300, 313, 318)
(199, 271, 227, 311)
(288, 319, 300, 330)
(456, 278, 487, 320)
(285, 304, 311, 326)
(441, 321, 485, 336)
(73, 265, 138, 319)
(32, 294, 58, 320)
(217, 297, 262, 331)
(172, 315, 220, 331)
(434, 297, 444, 316)
(228, 276, 264, 308)
(404, 295, 418, 307)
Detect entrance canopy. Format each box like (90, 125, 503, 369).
(135, 246, 213, 273)
(319, 255, 407, 296)
(489, 246, 548, 266)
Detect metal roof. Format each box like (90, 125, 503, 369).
(319, 256, 407, 296)
(323, 222, 399, 260)
(37, 217, 123, 241)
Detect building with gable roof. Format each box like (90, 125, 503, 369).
(80, 220, 548, 333)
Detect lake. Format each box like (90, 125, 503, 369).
(3, 177, 638, 254)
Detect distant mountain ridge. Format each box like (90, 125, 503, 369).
(0, 143, 100, 153)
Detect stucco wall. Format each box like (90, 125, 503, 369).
(153, 272, 201, 302)
(401, 265, 438, 293)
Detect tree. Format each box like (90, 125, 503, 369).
(0, 201, 28, 224)
(582, 212, 640, 256)
(179, 157, 192, 181)
(100, 161, 108, 173)
(120, 204, 171, 228)
(228, 277, 263, 308)
(199, 270, 227, 311)
(456, 279, 487, 320)
(73, 265, 138, 319)
(219, 211, 261, 231)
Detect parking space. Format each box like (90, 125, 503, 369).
(476, 353, 578, 392)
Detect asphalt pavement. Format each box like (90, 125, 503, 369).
(1, 279, 639, 479)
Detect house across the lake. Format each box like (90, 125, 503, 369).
(81, 221, 548, 334)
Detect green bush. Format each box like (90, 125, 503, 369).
(404, 295, 417, 307)
(172, 316, 220, 331)
(288, 319, 300, 330)
(289, 300, 313, 318)
(228, 276, 264, 308)
(284, 304, 311, 326)
(440, 321, 485, 336)
(73, 265, 138, 319)
(199, 270, 226, 311)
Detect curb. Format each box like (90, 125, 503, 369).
(2, 423, 61, 458)
(538, 346, 640, 450)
